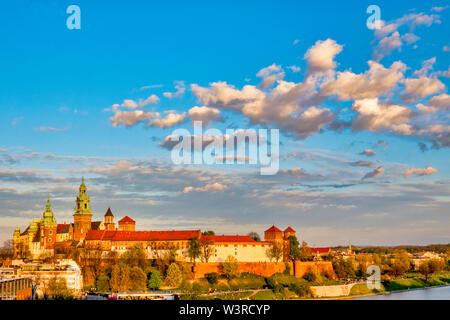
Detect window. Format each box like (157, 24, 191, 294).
(49, 230, 52, 235)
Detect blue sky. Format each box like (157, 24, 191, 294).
(0, 1, 449, 246)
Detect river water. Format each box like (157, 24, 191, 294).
(356, 285, 450, 300)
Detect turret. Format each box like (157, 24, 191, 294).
(104, 208, 115, 231)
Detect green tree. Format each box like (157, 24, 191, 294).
(288, 236, 300, 261)
(247, 232, 261, 241)
(201, 230, 215, 236)
(120, 244, 148, 270)
(166, 263, 183, 287)
(188, 237, 201, 265)
(222, 255, 240, 280)
(266, 242, 283, 262)
(200, 238, 214, 263)
(45, 277, 74, 300)
(298, 241, 313, 261)
(419, 261, 432, 281)
(96, 273, 110, 292)
(130, 266, 147, 291)
(110, 264, 131, 292)
(148, 270, 163, 290)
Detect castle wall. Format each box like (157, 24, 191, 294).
(193, 262, 287, 279)
(293, 261, 335, 278)
(193, 261, 335, 279)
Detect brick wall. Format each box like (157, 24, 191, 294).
(293, 261, 335, 278)
(193, 261, 335, 279)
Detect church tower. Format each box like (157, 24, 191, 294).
(73, 177, 92, 241)
(41, 194, 57, 250)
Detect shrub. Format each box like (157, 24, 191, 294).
(192, 282, 209, 294)
(265, 276, 276, 289)
(288, 282, 311, 298)
(303, 271, 317, 283)
(205, 272, 219, 285)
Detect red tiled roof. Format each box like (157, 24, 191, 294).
(85, 230, 200, 241)
(57, 224, 70, 234)
(202, 235, 256, 243)
(311, 247, 331, 254)
(118, 216, 135, 224)
(284, 226, 295, 233)
(265, 225, 282, 233)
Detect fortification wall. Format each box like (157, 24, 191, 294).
(293, 261, 335, 278)
(193, 261, 335, 279)
(193, 262, 287, 279)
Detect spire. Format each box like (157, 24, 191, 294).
(46, 193, 51, 210)
(43, 194, 56, 225)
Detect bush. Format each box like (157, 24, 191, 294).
(240, 272, 264, 279)
(205, 272, 219, 285)
(179, 280, 192, 292)
(303, 271, 317, 283)
(273, 284, 284, 294)
(288, 282, 311, 298)
(265, 276, 276, 289)
(192, 282, 209, 294)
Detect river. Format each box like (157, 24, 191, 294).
(356, 285, 450, 300)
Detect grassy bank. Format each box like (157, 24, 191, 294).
(349, 271, 450, 297)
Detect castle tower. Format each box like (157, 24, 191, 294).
(283, 226, 296, 239)
(118, 216, 135, 232)
(264, 225, 283, 242)
(73, 177, 92, 241)
(104, 207, 116, 231)
(41, 194, 57, 249)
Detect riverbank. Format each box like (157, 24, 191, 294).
(345, 272, 450, 299)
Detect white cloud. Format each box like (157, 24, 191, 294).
(403, 165, 438, 178)
(183, 182, 228, 193)
(149, 112, 185, 128)
(304, 39, 343, 73)
(187, 106, 223, 124)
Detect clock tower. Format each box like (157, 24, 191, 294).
(73, 177, 92, 241)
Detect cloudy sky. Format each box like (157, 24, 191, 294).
(0, 1, 449, 246)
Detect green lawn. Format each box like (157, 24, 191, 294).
(249, 290, 276, 300)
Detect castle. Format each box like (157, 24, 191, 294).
(13, 179, 299, 263)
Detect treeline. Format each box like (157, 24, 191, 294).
(344, 244, 450, 254)
(71, 244, 191, 292)
(331, 250, 450, 282)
